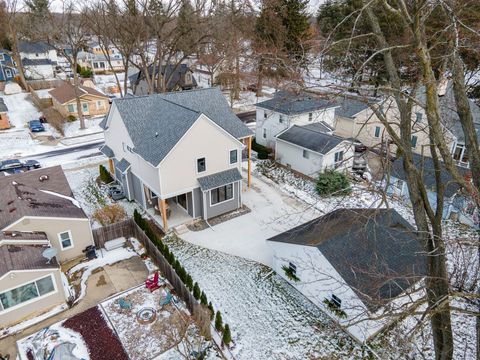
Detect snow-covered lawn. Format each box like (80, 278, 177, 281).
(63, 117, 104, 138)
(34, 88, 54, 99)
(163, 233, 366, 359)
(2, 92, 41, 129)
(226, 90, 272, 112)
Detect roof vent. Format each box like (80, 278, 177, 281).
(39, 175, 49, 182)
(155, 132, 159, 137)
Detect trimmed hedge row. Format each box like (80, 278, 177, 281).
(133, 209, 232, 346)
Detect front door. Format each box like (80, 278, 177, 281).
(177, 193, 187, 211)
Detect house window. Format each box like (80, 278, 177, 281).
(302, 149, 309, 159)
(93, 62, 99, 69)
(334, 151, 344, 164)
(263, 128, 267, 139)
(82, 103, 89, 113)
(5, 69, 12, 78)
(331, 294, 342, 308)
(197, 157, 206, 173)
(230, 149, 238, 164)
(374, 126, 381, 138)
(411, 135, 418, 148)
(58, 231, 73, 249)
(289, 262, 297, 276)
(210, 183, 233, 205)
(96, 100, 104, 110)
(415, 112, 423, 123)
(0, 275, 55, 311)
(67, 104, 76, 113)
(308, 113, 313, 121)
(453, 144, 469, 164)
(279, 115, 285, 124)
(264, 111, 267, 119)
(0, 54, 4, 61)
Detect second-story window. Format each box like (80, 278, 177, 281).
(230, 149, 238, 164)
(374, 126, 381, 138)
(411, 135, 418, 148)
(279, 115, 285, 124)
(415, 112, 423, 123)
(263, 128, 267, 139)
(308, 113, 313, 121)
(264, 111, 267, 119)
(197, 157, 206, 173)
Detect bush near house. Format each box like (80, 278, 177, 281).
(222, 324, 232, 346)
(252, 139, 271, 160)
(76, 64, 93, 78)
(316, 170, 352, 197)
(93, 204, 127, 226)
(99, 164, 114, 183)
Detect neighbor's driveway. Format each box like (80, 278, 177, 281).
(182, 168, 319, 266)
(0, 256, 148, 359)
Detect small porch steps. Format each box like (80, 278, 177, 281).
(174, 224, 190, 235)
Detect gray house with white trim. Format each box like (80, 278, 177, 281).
(101, 87, 253, 230)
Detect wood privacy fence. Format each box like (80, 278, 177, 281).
(92, 219, 198, 313)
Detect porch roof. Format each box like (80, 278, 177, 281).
(197, 168, 242, 191)
(99, 144, 114, 158)
(116, 158, 131, 173)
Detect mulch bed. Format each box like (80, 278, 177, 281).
(63, 306, 129, 360)
(187, 205, 251, 231)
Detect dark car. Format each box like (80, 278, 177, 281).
(22, 159, 41, 170)
(0, 159, 23, 172)
(28, 120, 45, 132)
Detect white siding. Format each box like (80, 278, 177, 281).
(269, 241, 383, 343)
(255, 107, 336, 149)
(159, 114, 243, 198)
(275, 139, 354, 177)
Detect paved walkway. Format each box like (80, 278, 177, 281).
(181, 168, 320, 266)
(0, 256, 147, 359)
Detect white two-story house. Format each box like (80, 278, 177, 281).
(101, 87, 253, 231)
(18, 41, 57, 80)
(255, 91, 339, 149)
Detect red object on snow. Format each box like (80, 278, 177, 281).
(145, 271, 160, 292)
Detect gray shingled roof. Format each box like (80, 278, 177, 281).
(256, 91, 338, 115)
(390, 153, 470, 198)
(276, 124, 346, 154)
(0, 166, 86, 230)
(112, 88, 252, 166)
(22, 58, 54, 66)
(0, 98, 8, 113)
(99, 116, 108, 130)
(129, 64, 198, 91)
(197, 168, 242, 191)
(334, 97, 373, 118)
(0, 244, 59, 277)
(267, 208, 426, 312)
(100, 145, 114, 158)
(116, 158, 131, 173)
(18, 41, 53, 54)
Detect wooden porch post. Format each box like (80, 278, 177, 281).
(247, 136, 252, 188)
(158, 198, 168, 231)
(108, 158, 114, 174)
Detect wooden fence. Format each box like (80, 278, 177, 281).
(92, 219, 198, 313)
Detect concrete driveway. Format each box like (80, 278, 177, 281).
(0, 256, 148, 359)
(181, 168, 320, 266)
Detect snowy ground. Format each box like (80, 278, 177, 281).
(63, 117, 104, 138)
(226, 90, 272, 112)
(34, 88, 53, 99)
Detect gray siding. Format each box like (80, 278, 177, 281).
(114, 158, 128, 197)
(187, 192, 193, 217)
(130, 172, 145, 207)
(192, 187, 203, 218)
(204, 181, 241, 219)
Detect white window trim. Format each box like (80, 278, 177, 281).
(96, 100, 104, 110)
(0, 274, 58, 314)
(196, 156, 207, 174)
(5, 68, 12, 77)
(229, 149, 238, 165)
(209, 182, 235, 207)
(58, 230, 74, 250)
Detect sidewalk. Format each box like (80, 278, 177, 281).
(60, 131, 104, 146)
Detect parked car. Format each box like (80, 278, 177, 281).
(28, 120, 45, 132)
(23, 159, 41, 170)
(108, 184, 125, 200)
(0, 159, 23, 172)
(0, 159, 41, 173)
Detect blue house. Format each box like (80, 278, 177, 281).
(387, 153, 477, 228)
(0, 50, 17, 82)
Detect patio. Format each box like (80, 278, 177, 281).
(146, 200, 193, 229)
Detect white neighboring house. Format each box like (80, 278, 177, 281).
(19, 41, 57, 80)
(267, 208, 426, 343)
(275, 123, 354, 177)
(255, 91, 338, 149)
